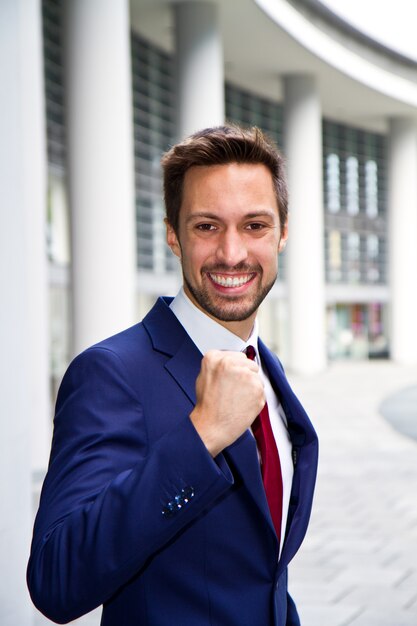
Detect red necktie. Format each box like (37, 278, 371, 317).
(246, 345, 283, 542)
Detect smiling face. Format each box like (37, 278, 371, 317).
(166, 162, 288, 339)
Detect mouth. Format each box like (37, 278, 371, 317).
(208, 273, 255, 288)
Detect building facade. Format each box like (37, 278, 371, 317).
(3, 0, 417, 623)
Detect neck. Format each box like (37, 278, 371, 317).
(215, 316, 256, 341)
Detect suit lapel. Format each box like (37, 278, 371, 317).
(143, 299, 317, 563)
(223, 429, 279, 545)
(143, 297, 202, 405)
(164, 335, 201, 405)
(259, 340, 319, 567)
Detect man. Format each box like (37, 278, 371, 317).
(28, 125, 318, 625)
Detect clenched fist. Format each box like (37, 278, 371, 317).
(190, 350, 265, 457)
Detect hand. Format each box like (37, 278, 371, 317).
(190, 350, 265, 457)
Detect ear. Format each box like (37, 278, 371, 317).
(278, 220, 288, 253)
(165, 219, 181, 258)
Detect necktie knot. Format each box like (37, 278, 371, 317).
(245, 345, 256, 361)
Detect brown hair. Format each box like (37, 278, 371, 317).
(161, 124, 288, 234)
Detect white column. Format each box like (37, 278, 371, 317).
(283, 75, 326, 374)
(388, 117, 417, 364)
(0, 0, 49, 623)
(64, 0, 137, 355)
(174, 1, 225, 140)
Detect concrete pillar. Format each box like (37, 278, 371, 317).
(0, 0, 49, 623)
(283, 75, 326, 374)
(388, 117, 417, 364)
(174, 1, 225, 140)
(63, 0, 137, 355)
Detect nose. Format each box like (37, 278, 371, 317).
(215, 228, 248, 267)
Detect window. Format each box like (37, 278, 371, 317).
(346, 232, 361, 283)
(225, 83, 282, 147)
(346, 156, 359, 215)
(131, 35, 176, 272)
(365, 159, 378, 218)
(327, 230, 342, 282)
(366, 234, 379, 282)
(326, 153, 340, 213)
(322, 121, 387, 285)
(47, 175, 70, 265)
(43, 0, 66, 171)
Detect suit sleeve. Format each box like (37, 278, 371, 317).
(27, 347, 234, 624)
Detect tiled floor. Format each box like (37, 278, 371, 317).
(289, 361, 417, 626)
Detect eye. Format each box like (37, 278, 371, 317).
(196, 223, 217, 231)
(246, 222, 265, 231)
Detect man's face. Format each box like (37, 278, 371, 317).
(166, 162, 288, 338)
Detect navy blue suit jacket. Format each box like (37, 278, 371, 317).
(28, 297, 318, 625)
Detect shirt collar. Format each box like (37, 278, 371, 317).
(170, 288, 259, 357)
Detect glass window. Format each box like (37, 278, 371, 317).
(328, 230, 342, 282)
(347, 232, 361, 283)
(47, 175, 70, 265)
(346, 156, 359, 215)
(323, 120, 387, 286)
(225, 83, 283, 149)
(43, 0, 66, 171)
(131, 34, 175, 272)
(365, 159, 378, 218)
(366, 234, 380, 282)
(326, 153, 340, 213)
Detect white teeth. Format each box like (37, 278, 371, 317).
(209, 273, 252, 287)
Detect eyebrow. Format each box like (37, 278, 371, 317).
(245, 211, 277, 219)
(186, 210, 277, 223)
(185, 212, 219, 223)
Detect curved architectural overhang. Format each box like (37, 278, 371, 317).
(255, 0, 417, 109)
(130, 0, 417, 130)
(295, 0, 417, 69)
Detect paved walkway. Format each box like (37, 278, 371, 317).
(289, 360, 417, 626)
(380, 384, 417, 442)
(35, 360, 417, 626)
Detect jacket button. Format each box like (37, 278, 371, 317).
(181, 486, 195, 502)
(162, 500, 176, 518)
(174, 494, 184, 508)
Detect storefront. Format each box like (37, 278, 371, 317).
(327, 302, 389, 360)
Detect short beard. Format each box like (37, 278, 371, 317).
(183, 266, 277, 322)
